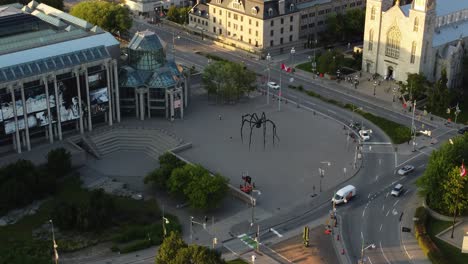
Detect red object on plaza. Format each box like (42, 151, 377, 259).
(240, 175, 254, 194)
(281, 63, 292, 73)
(461, 162, 466, 177)
(325, 229, 331, 235)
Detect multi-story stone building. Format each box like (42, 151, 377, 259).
(190, 0, 301, 53)
(362, 0, 468, 88)
(188, 0, 366, 54)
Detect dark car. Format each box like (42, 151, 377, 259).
(458, 127, 468, 134)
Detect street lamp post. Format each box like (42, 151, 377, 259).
(266, 53, 272, 105)
(172, 31, 180, 60)
(319, 161, 331, 192)
(290, 47, 296, 71)
(411, 100, 417, 152)
(392, 87, 397, 102)
(373, 81, 377, 96)
(359, 242, 376, 264)
(162, 206, 170, 237)
(50, 219, 59, 264)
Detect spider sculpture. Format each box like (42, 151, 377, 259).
(241, 112, 279, 150)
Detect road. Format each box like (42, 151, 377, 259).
(107, 20, 458, 264)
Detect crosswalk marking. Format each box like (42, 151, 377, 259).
(270, 228, 283, 238)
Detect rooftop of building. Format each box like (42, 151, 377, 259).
(296, 0, 332, 10)
(433, 19, 468, 47)
(0, 1, 117, 56)
(400, 0, 468, 17)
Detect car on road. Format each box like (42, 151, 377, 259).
(359, 129, 372, 141)
(458, 127, 468, 134)
(267, 81, 280, 90)
(332, 185, 356, 204)
(391, 184, 404, 197)
(398, 165, 415, 175)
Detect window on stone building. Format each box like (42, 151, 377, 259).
(280, 37, 283, 44)
(290, 4, 294, 11)
(256, 21, 259, 27)
(234, 14, 238, 20)
(268, 8, 273, 16)
(256, 30, 258, 36)
(270, 40, 274, 47)
(371, 7, 376, 20)
(213, 17, 216, 23)
(289, 35, 292, 41)
(281, 28, 283, 34)
(290, 16, 293, 22)
(249, 28, 251, 34)
(271, 30, 274, 36)
(410, 41, 416, 63)
(413, 17, 419, 32)
(219, 10, 222, 15)
(301, 14, 307, 19)
(228, 21, 231, 27)
(290, 25, 293, 31)
(213, 27, 216, 33)
(368, 29, 374, 51)
(385, 26, 401, 59)
(249, 19, 252, 25)
(241, 25, 243, 31)
(281, 18, 284, 24)
(271, 20, 274, 26)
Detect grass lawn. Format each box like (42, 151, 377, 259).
(427, 217, 468, 264)
(296, 62, 313, 72)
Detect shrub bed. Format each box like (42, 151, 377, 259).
(414, 207, 446, 264)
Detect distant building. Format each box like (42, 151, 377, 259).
(125, 0, 191, 19)
(0, 1, 120, 154)
(188, 0, 365, 54)
(362, 0, 468, 88)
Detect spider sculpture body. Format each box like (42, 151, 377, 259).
(241, 112, 279, 150)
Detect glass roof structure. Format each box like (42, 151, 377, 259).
(0, 45, 110, 84)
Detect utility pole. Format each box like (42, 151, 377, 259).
(411, 100, 417, 152)
(278, 69, 282, 111)
(266, 53, 271, 105)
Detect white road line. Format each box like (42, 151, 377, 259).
(304, 101, 316, 106)
(379, 224, 383, 232)
(386, 210, 390, 217)
(386, 192, 389, 198)
(262, 245, 294, 263)
(368, 256, 374, 264)
(223, 244, 240, 256)
(368, 193, 371, 199)
(270, 228, 283, 238)
(380, 241, 391, 264)
(328, 109, 337, 114)
(393, 200, 400, 207)
(396, 152, 424, 167)
(362, 207, 366, 218)
(394, 152, 398, 169)
(382, 204, 385, 212)
(361, 231, 364, 240)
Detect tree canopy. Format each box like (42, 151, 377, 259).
(324, 9, 365, 43)
(398, 73, 429, 101)
(144, 152, 186, 188)
(317, 50, 344, 75)
(417, 133, 468, 215)
(202, 61, 256, 103)
(70, 1, 132, 34)
(155, 232, 225, 264)
(166, 6, 190, 25)
(427, 68, 451, 114)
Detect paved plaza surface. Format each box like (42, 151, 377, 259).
(124, 88, 358, 214)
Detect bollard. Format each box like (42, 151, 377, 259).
(337, 234, 340, 241)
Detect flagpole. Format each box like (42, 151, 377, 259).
(50, 219, 59, 264)
(279, 69, 282, 111)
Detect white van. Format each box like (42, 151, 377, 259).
(332, 185, 356, 204)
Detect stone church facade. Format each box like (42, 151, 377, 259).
(362, 0, 468, 88)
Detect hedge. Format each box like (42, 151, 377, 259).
(414, 207, 447, 264)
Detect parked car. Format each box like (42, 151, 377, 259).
(458, 127, 468, 134)
(398, 165, 415, 175)
(391, 184, 404, 197)
(267, 81, 280, 90)
(359, 129, 372, 141)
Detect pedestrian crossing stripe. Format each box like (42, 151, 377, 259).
(237, 234, 258, 249)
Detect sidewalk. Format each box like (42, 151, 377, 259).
(400, 191, 432, 264)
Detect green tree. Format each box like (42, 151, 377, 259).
(325, 9, 365, 42)
(70, 1, 132, 34)
(317, 50, 344, 75)
(173, 245, 225, 264)
(427, 68, 450, 114)
(166, 6, 190, 24)
(184, 172, 229, 210)
(441, 167, 468, 222)
(47, 148, 71, 179)
(155, 231, 187, 264)
(417, 134, 468, 214)
(144, 152, 185, 188)
(399, 73, 429, 101)
(167, 164, 199, 198)
(202, 61, 256, 103)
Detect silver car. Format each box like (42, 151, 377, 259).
(398, 165, 414, 175)
(267, 81, 280, 90)
(391, 184, 403, 197)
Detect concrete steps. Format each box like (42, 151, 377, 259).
(88, 127, 182, 159)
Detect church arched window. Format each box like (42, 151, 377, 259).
(410, 41, 416, 63)
(385, 26, 401, 59)
(413, 17, 419, 32)
(371, 7, 376, 20)
(368, 29, 374, 51)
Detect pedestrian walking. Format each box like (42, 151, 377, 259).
(218, 114, 222, 120)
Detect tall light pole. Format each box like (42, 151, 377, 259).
(172, 31, 180, 60)
(359, 242, 376, 264)
(319, 161, 331, 192)
(290, 47, 296, 71)
(454, 103, 461, 124)
(266, 53, 272, 105)
(411, 100, 417, 152)
(162, 205, 169, 237)
(373, 81, 377, 96)
(50, 219, 59, 264)
(313, 39, 317, 74)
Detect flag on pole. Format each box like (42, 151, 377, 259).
(281, 63, 292, 73)
(460, 162, 466, 177)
